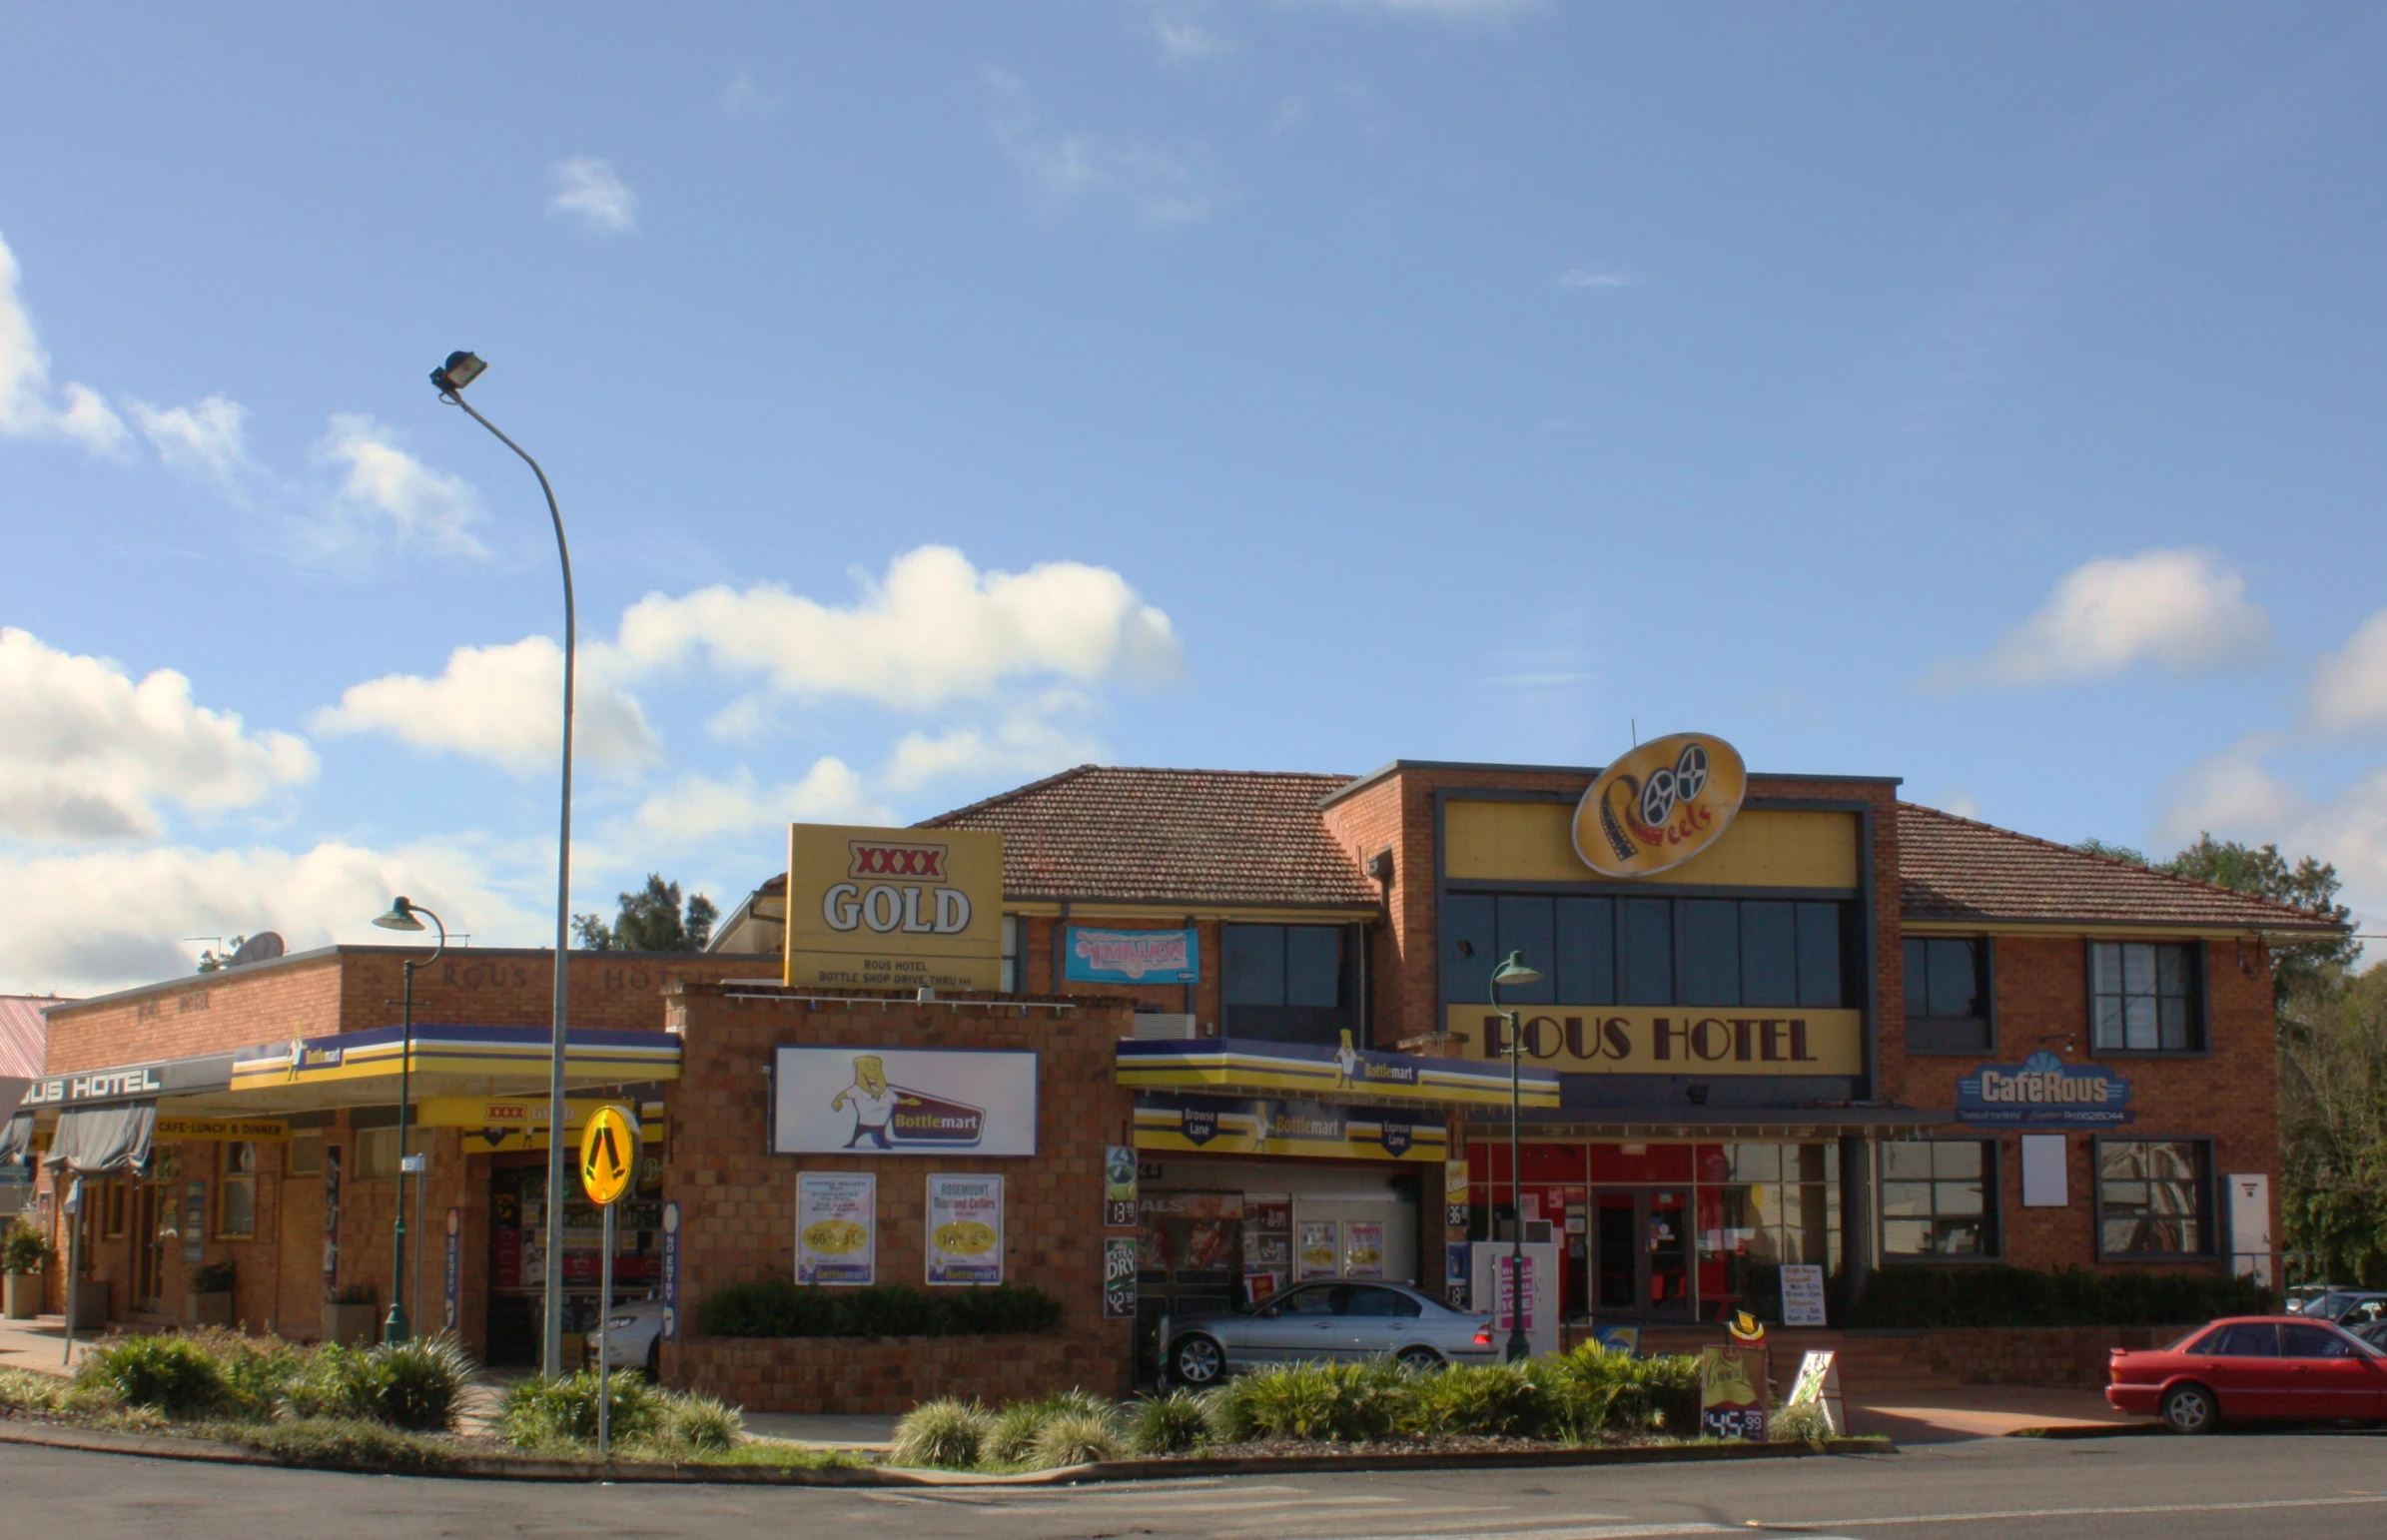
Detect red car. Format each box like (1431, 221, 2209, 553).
(2107, 1315, 2387, 1433)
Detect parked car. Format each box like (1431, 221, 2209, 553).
(2107, 1316, 2387, 1433)
(2284, 1289, 2387, 1328)
(1164, 1280, 1496, 1385)
(601, 1295, 665, 1376)
(2354, 1319, 2387, 1352)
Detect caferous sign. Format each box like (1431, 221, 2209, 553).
(1956, 1052, 2134, 1129)
(1572, 732, 1748, 879)
(578, 1105, 639, 1205)
(783, 823, 1006, 992)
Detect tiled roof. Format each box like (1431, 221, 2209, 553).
(0, 995, 60, 1080)
(917, 765, 1381, 908)
(1897, 802, 2343, 932)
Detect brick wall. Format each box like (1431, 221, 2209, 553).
(1911, 1322, 2199, 1389)
(657, 984, 1139, 1412)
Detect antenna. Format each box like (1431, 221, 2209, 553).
(1630, 718, 1638, 747)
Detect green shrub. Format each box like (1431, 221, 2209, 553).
(1127, 1388, 1207, 1455)
(697, 1280, 1068, 1339)
(987, 1399, 1054, 1464)
(204, 1415, 458, 1472)
(1769, 1398, 1834, 1449)
(0, 1365, 67, 1414)
(1527, 1345, 1702, 1437)
(79, 1335, 228, 1417)
(892, 1397, 992, 1469)
(1029, 1406, 1120, 1469)
(2, 1218, 55, 1275)
(496, 1370, 669, 1450)
(368, 1335, 474, 1431)
(1851, 1263, 2268, 1328)
(1410, 1361, 1550, 1437)
(661, 1391, 743, 1453)
(1208, 1358, 1414, 1443)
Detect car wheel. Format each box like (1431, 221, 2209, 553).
(1173, 1334, 1225, 1385)
(1395, 1345, 1443, 1372)
(645, 1334, 661, 1382)
(2160, 1382, 2218, 1435)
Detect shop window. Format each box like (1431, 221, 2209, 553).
(1695, 1143, 1841, 1323)
(1000, 914, 1019, 993)
(100, 1180, 128, 1239)
(288, 1133, 324, 1177)
(1223, 924, 1350, 1044)
(2096, 1139, 2211, 1257)
(1904, 937, 1992, 1055)
(2090, 943, 2202, 1053)
(219, 1142, 259, 1240)
(355, 1126, 403, 1182)
(1880, 1140, 1997, 1259)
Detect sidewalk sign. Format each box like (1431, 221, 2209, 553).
(1699, 1343, 1768, 1440)
(1780, 1263, 1828, 1326)
(1786, 1349, 1846, 1435)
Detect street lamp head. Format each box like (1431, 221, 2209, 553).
(429, 351, 486, 395)
(1491, 951, 1542, 989)
(373, 897, 427, 933)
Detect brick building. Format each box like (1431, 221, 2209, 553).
(3, 749, 2339, 1409)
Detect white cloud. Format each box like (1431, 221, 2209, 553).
(1559, 268, 1633, 289)
(613, 544, 1184, 715)
(718, 69, 782, 120)
(548, 157, 640, 234)
(1289, 0, 1543, 19)
(2310, 610, 2387, 735)
(1931, 548, 2270, 689)
(0, 838, 543, 998)
(881, 718, 1107, 793)
(0, 627, 317, 843)
(130, 394, 255, 489)
(1152, 11, 1232, 61)
(2156, 741, 2387, 939)
(0, 231, 129, 456)
(312, 636, 660, 777)
(309, 412, 488, 559)
(986, 68, 1226, 229)
(626, 762, 894, 848)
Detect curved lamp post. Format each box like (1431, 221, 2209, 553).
(371, 896, 445, 1343)
(430, 351, 576, 1378)
(1490, 950, 1542, 1362)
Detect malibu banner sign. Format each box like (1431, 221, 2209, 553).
(1572, 732, 1749, 879)
(784, 823, 1005, 992)
(1956, 1052, 2135, 1129)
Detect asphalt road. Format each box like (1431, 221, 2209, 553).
(6, 1432, 2387, 1540)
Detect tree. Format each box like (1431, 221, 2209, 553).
(573, 875, 717, 953)
(2279, 966, 2387, 1286)
(2074, 838, 2148, 866)
(2157, 833, 2358, 1000)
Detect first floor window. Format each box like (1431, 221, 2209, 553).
(2097, 1139, 2210, 1256)
(1904, 936, 1991, 1054)
(2090, 941, 2201, 1052)
(219, 1142, 259, 1239)
(1880, 1140, 1997, 1258)
(355, 1126, 402, 1182)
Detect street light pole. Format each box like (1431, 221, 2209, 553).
(1489, 951, 1542, 1363)
(430, 352, 576, 1379)
(372, 897, 445, 1344)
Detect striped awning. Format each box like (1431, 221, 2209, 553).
(1118, 1036, 1560, 1111)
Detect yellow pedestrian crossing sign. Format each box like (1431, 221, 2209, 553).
(578, 1105, 638, 1206)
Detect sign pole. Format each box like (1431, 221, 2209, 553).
(597, 1195, 613, 1459)
(576, 1102, 636, 1463)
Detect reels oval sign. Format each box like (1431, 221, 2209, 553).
(1572, 732, 1749, 878)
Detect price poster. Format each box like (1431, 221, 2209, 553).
(795, 1171, 878, 1285)
(1104, 1145, 1138, 1226)
(1342, 1220, 1385, 1278)
(926, 1173, 1005, 1286)
(1444, 1158, 1471, 1230)
(1296, 1219, 1339, 1280)
(1103, 1235, 1139, 1319)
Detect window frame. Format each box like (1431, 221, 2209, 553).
(1876, 1137, 2002, 1264)
(1902, 934, 1996, 1057)
(354, 1126, 404, 1184)
(217, 1141, 260, 1241)
(1440, 892, 1857, 1014)
(2091, 1135, 2217, 1262)
(2085, 940, 2209, 1059)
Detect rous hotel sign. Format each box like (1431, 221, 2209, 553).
(783, 823, 1005, 992)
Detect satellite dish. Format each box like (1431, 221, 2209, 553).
(229, 932, 286, 967)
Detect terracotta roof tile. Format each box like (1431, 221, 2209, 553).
(917, 765, 1379, 908)
(0, 995, 59, 1080)
(1897, 802, 2341, 932)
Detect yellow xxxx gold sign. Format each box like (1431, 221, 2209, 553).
(578, 1105, 638, 1205)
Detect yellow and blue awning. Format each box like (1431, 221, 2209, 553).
(1117, 1035, 1559, 1111)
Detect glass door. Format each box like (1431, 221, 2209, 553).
(134, 1184, 166, 1312)
(1592, 1189, 1696, 1318)
(1646, 1189, 1691, 1317)
(1593, 1191, 1640, 1312)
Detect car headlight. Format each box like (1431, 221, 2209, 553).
(608, 1315, 637, 1329)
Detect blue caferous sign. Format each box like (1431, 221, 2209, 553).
(1956, 1052, 2134, 1129)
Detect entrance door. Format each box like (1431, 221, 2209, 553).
(1591, 1189, 1695, 1319)
(133, 1185, 166, 1313)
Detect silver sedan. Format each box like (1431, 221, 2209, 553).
(1164, 1280, 1498, 1385)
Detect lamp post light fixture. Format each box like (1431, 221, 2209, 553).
(1489, 950, 1542, 1363)
(371, 896, 445, 1344)
(429, 351, 577, 1378)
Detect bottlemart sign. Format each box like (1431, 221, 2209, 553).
(1955, 1052, 2134, 1129)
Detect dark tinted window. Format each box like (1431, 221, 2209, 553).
(2283, 1323, 2359, 1359)
(1442, 895, 1494, 1006)
(1681, 900, 1740, 1006)
(1284, 927, 1342, 1008)
(1740, 901, 1798, 1007)
(2210, 1323, 2278, 1357)
(1553, 897, 1615, 1005)
(1224, 925, 1285, 1007)
(1275, 1286, 1338, 1317)
(1619, 899, 1673, 1005)
(1494, 896, 1556, 1005)
(1342, 1286, 1423, 1318)
(2090, 941, 2202, 1052)
(1797, 902, 1846, 1009)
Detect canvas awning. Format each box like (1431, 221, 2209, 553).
(42, 1102, 156, 1175)
(0, 1110, 31, 1162)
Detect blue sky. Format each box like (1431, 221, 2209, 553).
(4, 3, 2385, 993)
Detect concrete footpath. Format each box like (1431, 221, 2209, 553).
(0, 1313, 2134, 1447)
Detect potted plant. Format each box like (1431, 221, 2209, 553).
(324, 1281, 378, 1346)
(183, 1258, 237, 1327)
(2, 1219, 54, 1319)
